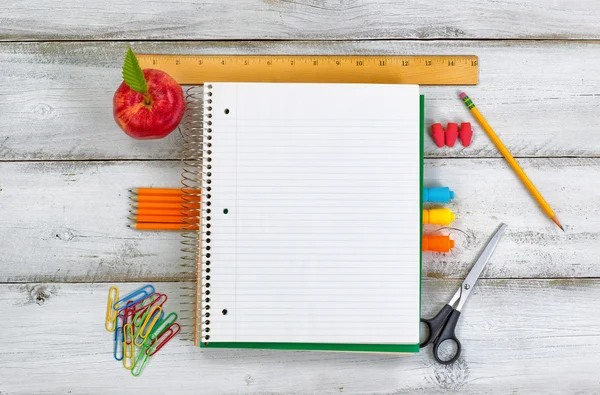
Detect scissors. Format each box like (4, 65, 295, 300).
(421, 223, 507, 365)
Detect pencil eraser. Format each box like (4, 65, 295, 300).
(423, 208, 455, 226)
(445, 123, 459, 147)
(459, 92, 467, 99)
(422, 235, 455, 253)
(423, 187, 455, 203)
(459, 122, 473, 147)
(431, 123, 445, 148)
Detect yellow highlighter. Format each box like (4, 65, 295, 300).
(423, 208, 455, 226)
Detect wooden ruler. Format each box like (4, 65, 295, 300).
(136, 55, 478, 85)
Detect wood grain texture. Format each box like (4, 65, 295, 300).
(2, 0, 600, 41)
(1, 159, 598, 282)
(1, 281, 598, 394)
(2, 40, 600, 160)
(0, 161, 185, 282)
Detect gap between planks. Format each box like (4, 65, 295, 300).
(1, 156, 599, 164)
(0, 277, 599, 286)
(5, 38, 600, 43)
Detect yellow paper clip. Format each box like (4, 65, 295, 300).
(134, 306, 162, 347)
(105, 286, 119, 332)
(123, 323, 135, 370)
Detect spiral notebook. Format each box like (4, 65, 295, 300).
(192, 83, 423, 353)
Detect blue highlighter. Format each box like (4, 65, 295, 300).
(423, 187, 454, 204)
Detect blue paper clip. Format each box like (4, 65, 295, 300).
(113, 313, 124, 361)
(114, 326, 124, 361)
(112, 284, 155, 311)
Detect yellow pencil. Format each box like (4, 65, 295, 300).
(459, 92, 564, 231)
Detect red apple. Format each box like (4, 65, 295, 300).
(113, 69, 185, 139)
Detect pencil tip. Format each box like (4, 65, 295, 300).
(551, 216, 565, 232)
(130, 196, 139, 201)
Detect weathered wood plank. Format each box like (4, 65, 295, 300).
(1, 40, 600, 160)
(0, 161, 185, 282)
(1, 0, 600, 41)
(0, 280, 598, 394)
(0, 159, 598, 282)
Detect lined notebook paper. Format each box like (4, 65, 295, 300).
(199, 83, 422, 352)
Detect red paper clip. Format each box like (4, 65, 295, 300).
(118, 300, 134, 326)
(133, 293, 168, 328)
(127, 293, 159, 315)
(147, 323, 181, 357)
(124, 305, 135, 344)
(125, 305, 135, 324)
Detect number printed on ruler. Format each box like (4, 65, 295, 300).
(137, 55, 478, 85)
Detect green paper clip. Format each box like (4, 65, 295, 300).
(132, 338, 153, 377)
(149, 312, 178, 339)
(132, 295, 158, 327)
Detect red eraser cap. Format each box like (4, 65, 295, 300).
(459, 122, 473, 147)
(431, 123, 445, 148)
(445, 123, 459, 147)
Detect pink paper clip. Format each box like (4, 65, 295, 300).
(147, 323, 181, 357)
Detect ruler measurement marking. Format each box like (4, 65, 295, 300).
(137, 55, 478, 85)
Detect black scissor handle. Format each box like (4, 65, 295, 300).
(420, 304, 453, 348)
(432, 309, 462, 365)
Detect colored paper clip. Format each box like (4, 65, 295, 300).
(133, 309, 164, 340)
(134, 306, 162, 347)
(148, 312, 178, 340)
(105, 286, 119, 331)
(128, 293, 157, 315)
(147, 323, 180, 357)
(131, 339, 152, 377)
(124, 304, 135, 327)
(117, 301, 132, 326)
(123, 323, 135, 370)
(119, 305, 136, 343)
(114, 326, 124, 361)
(133, 294, 167, 327)
(113, 284, 155, 311)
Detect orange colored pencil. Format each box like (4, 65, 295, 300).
(131, 195, 201, 203)
(130, 208, 198, 216)
(127, 188, 202, 231)
(128, 223, 199, 231)
(129, 215, 185, 223)
(131, 202, 200, 210)
(130, 188, 198, 196)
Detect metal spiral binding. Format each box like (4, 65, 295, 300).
(179, 85, 205, 346)
(199, 84, 213, 344)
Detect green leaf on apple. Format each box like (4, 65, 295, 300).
(122, 47, 148, 94)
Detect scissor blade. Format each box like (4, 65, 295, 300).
(456, 223, 507, 310)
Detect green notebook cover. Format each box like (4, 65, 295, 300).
(202, 95, 425, 353)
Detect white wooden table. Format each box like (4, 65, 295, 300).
(1, 2, 600, 393)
